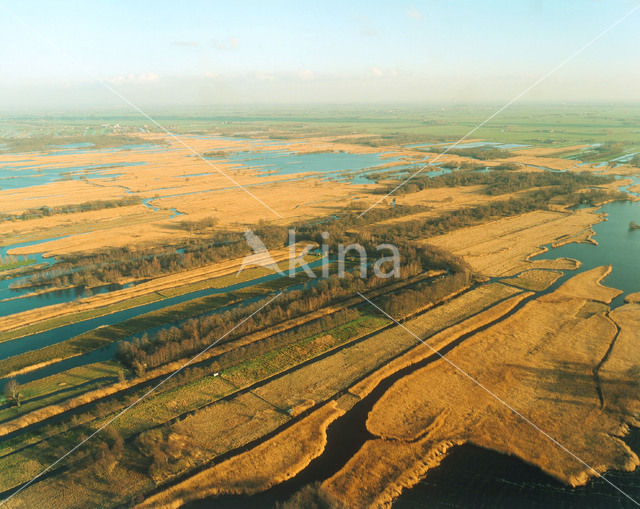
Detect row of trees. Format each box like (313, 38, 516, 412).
(0, 197, 142, 222)
(384, 168, 614, 197)
(369, 186, 628, 244)
(15, 205, 426, 290)
(430, 146, 514, 161)
(14, 167, 621, 294)
(378, 270, 472, 317)
(117, 241, 472, 373)
(14, 232, 250, 289)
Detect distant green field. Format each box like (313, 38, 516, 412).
(150, 104, 640, 147)
(4, 104, 640, 150)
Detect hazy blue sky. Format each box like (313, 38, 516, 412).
(1, 0, 639, 110)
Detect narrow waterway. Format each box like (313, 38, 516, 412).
(0, 259, 324, 361)
(184, 175, 640, 508)
(392, 177, 640, 508)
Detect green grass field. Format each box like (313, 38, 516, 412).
(0, 258, 36, 272)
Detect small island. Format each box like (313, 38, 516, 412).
(629, 221, 640, 231)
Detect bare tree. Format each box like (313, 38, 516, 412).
(4, 378, 22, 407)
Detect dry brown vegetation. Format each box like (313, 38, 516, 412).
(332, 268, 640, 508)
(2, 132, 608, 258)
(513, 145, 591, 158)
(600, 303, 640, 421)
(2, 130, 638, 508)
(549, 265, 621, 303)
(251, 284, 518, 413)
(624, 292, 640, 303)
(0, 134, 395, 256)
(133, 285, 527, 509)
(323, 437, 460, 508)
(552, 227, 596, 247)
(427, 209, 599, 276)
(137, 402, 345, 508)
(501, 269, 563, 291)
(349, 285, 527, 398)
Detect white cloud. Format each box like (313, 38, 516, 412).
(297, 69, 314, 80)
(354, 16, 377, 37)
(256, 71, 275, 81)
(171, 40, 199, 48)
(213, 37, 239, 50)
(406, 7, 422, 20)
(368, 67, 399, 78)
(108, 73, 159, 85)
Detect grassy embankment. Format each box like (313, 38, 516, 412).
(0, 260, 324, 381)
(0, 271, 479, 503)
(0, 253, 313, 344)
(136, 284, 528, 508)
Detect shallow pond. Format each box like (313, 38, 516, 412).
(221, 149, 402, 182)
(534, 200, 640, 305)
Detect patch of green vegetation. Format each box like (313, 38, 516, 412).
(0, 313, 390, 495)
(78, 312, 389, 443)
(224, 313, 389, 384)
(0, 362, 123, 421)
(0, 257, 36, 272)
(5, 105, 640, 152)
(144, 104, 640, 149)
(109, 374, 233, 436)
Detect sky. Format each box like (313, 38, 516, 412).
(0, 0, 639, 111)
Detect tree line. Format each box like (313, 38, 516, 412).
(381, 168, 614, 196)
(14, 205, 427, 290)
(0, 197, 142, 222)
(429, 146, 514, 160)
(117, 244, 472, 373)
(15, 168, 617, 291)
